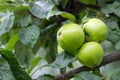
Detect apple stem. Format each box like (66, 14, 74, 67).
(60, 67, 66, 74)
(58, 31, 62, 36)
(92, 68, 100, 76)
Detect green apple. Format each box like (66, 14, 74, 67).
(57, 44, 64, 54)
(57, 23, 85, 55)
(83, 18, 108, 41)
(77, 42, 104, 68)
(79, 0, 96, 5)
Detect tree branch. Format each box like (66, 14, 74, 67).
(55, 52, 120, 80)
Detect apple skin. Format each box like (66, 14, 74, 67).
(79, 0, 96, 5)
(77, 42, 104, 68)
(57, 23, 85, 55)
(57, 45, 64, 54)
(83, 18, 108, 42)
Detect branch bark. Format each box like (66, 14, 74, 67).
(55, 52, 120, 80)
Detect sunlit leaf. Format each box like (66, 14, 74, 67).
(26, 57, 41, 74)
(47, 8, 76, 21)
(0, 0, 9, 3)
(6, 34, 19, 51)
(60, 12, 76, 22)
(29, 0, 55, 18)
(0, 12, 14, 36)
(0, 4, 15, 12)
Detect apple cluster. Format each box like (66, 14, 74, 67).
(57, 18, 108, 68)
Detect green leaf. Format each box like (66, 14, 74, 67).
(29, 0, 55, 18)
(106, 18, 120, 44)
(0, 0, 9, 3)
(26, 57, 41, 74)
(107, 32, 120, 44)
(19, 14, 31, 27)
(6, 34, 19, 51)
(29, 0, 75, 21)
(115, 40, 120, 50)
(0, 4, 15, 12)
(78, 10, 88, 26)
(60, 67, 66, 74)
(0, 33, 9, 44)
(101, 1, 120, 17)
(47, 8, 63, 19)
(60, 12, 76, 22)
(14, 5, 29, 27)
(97, 0, 111, 6)
(101, 61, 120, 80)
(101, 4, 112, 15)
(53, 0, 61, 5)
(106, 19, 119, 31)
(48, 10, 76, 21)
(79, 0, 96, 5)
(36, 74, 55, 80)
(74, 71, 100, 80)
(14, 41, 33, 67)
(110, 70, 120, 80)
(47, 8, 76, 21)
(111, 1, 120, 17)
(49, 52, 76, 69)
(61, 0, 69, 8)
(45, 42, 57, 63)
(19, 25, 40, 47)
(14, 0, 26, 4)
(0, 12, 14, 36)
(0, 57, 16, 80)
(0, 50, 32, 80)
(53, 0, 69, 8)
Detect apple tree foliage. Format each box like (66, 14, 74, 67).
(0, 0, 120, 80)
